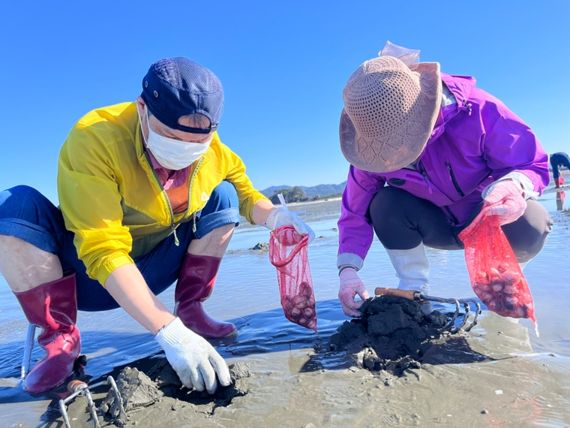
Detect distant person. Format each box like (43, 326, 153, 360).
(336, 49, 552, 317)
(550, 152, 570, 188)
(0, 58, 313, 395)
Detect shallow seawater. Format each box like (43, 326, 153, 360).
(0, 192, 569, 426)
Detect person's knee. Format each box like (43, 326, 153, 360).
(369, 187, 404, 219)
(504, 202, 552, 262)
(369, 187, 413, 243)
(194, 182, 240, 239)
(0, 185, 51, 214)
(208, 181, 239, 210)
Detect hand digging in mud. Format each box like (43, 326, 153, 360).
(155, 318, 231, 394)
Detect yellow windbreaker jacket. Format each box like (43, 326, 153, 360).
(58, 102, 268, 285)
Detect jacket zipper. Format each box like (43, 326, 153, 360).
(418, 160, 459, 225)
(143, 153, 205, 247)
(417, 161, 433, 195)
(147, 159, 180, 246)
(187, 158, 204, 234)
(446, 162, 465, 197)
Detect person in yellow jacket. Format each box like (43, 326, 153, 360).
(0, 57, 313, 395)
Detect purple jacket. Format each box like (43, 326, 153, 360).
(338, 73, 549, 268)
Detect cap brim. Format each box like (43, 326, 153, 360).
(340, 62, 442, 173)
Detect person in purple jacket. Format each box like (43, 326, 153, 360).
(336, 55, 552, 317)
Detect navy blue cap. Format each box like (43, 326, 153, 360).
(141, 57, 223, 134)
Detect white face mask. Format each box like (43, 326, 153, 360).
(139, 107, 212, 170)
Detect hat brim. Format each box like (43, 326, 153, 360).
(340, 62, 442, 173)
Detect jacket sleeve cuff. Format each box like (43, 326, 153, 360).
(243, 191, 270, 224)
(337, 252, 364, 271)
(155, 317, 186, 345)
(96, 254, 135, 286)
(482, 171, 538, 200)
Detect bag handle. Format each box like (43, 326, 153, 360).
(269, 226, 309, 268)
(458, 205, 500, 242)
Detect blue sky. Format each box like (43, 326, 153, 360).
(1, 1, 569, 202)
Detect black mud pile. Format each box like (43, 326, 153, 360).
(101, 360, 250, 426)
(147, 359, 250, 405)
(329, 296, 450, 376)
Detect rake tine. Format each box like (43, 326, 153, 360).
(59, 399, 72, 428)
(461, 302, 471, 329)
(450, 302, 471, 334)
(440, 299, 460, 332)
(450, 301, 467, 334)
(58, 377, 118, 428)
(464, 302, 481, 332)
(21, 324, 36, 380)
(60, 381, 89, 428)
(107, 375, 126, 418)
(83, 388, 101, 428)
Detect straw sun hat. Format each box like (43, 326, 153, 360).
(340, 56, 442, 173)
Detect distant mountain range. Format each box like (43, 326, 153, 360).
(261, 182, 346, 199)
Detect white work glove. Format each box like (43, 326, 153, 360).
(338, 267, 370, 317)
(265, 206, 315, 241)
(155, 317, 231, 394)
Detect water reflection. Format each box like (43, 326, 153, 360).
(556, 190, 566, 211)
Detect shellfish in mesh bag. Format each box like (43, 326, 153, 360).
(269, 226, 317, 331)
(459, 210, 537, 332)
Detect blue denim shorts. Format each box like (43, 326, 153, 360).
(0, 181, 240, 311)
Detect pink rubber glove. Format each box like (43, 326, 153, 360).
(483, 180, 527, 225)
(338, 268, 370, 317)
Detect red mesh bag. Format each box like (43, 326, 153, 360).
(269, 225, 317, 331)
(459, 210, 537, 326)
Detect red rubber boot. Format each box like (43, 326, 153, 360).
(175, 254, 236, 338)
(14, 274, 81, 394)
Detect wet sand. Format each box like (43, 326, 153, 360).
(61, 312, 570, 427)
